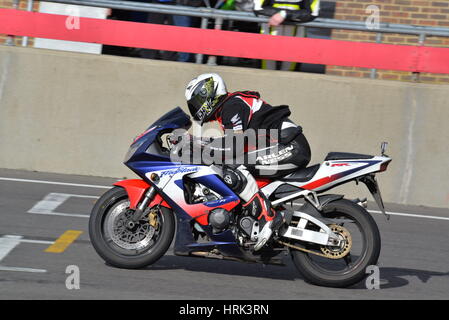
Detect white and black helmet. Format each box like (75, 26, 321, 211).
(185, 73, 228, 124)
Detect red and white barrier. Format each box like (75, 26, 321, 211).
(1, 9, 448, 74)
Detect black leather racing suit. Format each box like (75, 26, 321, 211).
(207, 91, 311, 179)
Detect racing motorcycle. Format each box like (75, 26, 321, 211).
(89, 107, 392, 288)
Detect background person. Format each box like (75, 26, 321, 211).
(173, 0, 204, 62)
(254, 0, 320, 71)
(138, 0, 178, 61)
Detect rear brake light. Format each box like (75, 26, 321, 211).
(379, 160, 391, 172)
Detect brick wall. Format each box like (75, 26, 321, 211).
(327, 0, 449, 84)
(1, 0, 40, 45)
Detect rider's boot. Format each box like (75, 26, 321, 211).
(243, 191, 284, 251)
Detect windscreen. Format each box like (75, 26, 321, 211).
(149, 107, 192, 130)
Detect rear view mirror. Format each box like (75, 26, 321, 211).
(381, 141, 388, 156)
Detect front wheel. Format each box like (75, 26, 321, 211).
(89, 187, 175, 269)
(291, 199, 381, 288)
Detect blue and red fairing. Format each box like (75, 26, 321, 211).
(114, 107, 245, 257)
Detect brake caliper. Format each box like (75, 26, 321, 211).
(148, 208, 159, 230)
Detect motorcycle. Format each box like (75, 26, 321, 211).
(89, 107, 392, 288)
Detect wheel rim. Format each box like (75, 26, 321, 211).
(319, 224, 353, 259)
(102, 200, 162, 255)
(303, 212, 368, 276)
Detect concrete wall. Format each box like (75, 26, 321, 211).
(0, 46, 448, 208)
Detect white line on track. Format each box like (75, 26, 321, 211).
(2, 235, 54, 245)
(2, 176, 449, 222)
(289, 203, 449, 223)
(0, 235, 49, 273)
(30, 211, 90, 218)
(28, 193, 98, 218)
(0, 266, 47, 273)
(0, 235, 22, 262)
(368, 210, 449, 221)
(0, 177, 110, 189)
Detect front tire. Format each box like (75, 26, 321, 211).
(291, 199, 381, 288)
(89, 187, 175, 269)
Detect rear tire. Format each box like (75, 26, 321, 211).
(291, 199, 381, 288)
(89, 187, 175, 269)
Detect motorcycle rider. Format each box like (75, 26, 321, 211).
(184, 73, 311, 251)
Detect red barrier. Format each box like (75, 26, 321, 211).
(1, 9, 449, 74)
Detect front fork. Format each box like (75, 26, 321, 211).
(130, 187, 157, 223)
(113, 179, 159, 223)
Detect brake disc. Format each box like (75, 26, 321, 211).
(319, 224, 352, 259)
(107, 201, 155, 250)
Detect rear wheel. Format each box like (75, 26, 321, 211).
(89, 187, 175, 269)
(291, 199, 381, 288)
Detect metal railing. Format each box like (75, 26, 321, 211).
(9, 0, 449, 79)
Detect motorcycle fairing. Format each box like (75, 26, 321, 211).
(161, 168, 245, 258)
(121, 107, 249, 258)
(113, 179, 152, 209)
(116, 164, 245, 257)
(262, 158, 386, 198)
(295, 159, 384, 191)
(139, 165, 240, 225)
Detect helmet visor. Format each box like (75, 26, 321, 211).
(187, 77, 217, 123)
(187, 94, 208, 122)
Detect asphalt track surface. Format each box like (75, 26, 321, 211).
(0, 168, 448, 300)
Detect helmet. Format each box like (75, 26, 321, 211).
(185, 73, 228, 124)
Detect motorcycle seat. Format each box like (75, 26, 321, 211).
(325, 152, 374, 161)
(281, 164, 320, 182)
